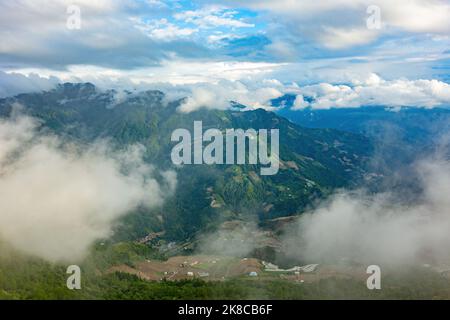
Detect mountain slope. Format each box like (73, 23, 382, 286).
(0, 83, 374, 241)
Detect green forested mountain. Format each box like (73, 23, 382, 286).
(0, 83, 373, 242)
(3, 84, 450, 301)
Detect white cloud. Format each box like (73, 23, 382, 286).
(178, 86, 230, 112)
(177, 80, 284, 113)
(147, 0, 168, 8)
(283, 158, 450, 266)
(11, 60, 282, 86)
(227, 0, 450, 49)
(0, 71, 60, 98)
(174, 6, 254, 29)
(264, 39, 298, 60)
(177, 73, 450, 113)
(293, 74, 450, 109)
(0, 0, 209, 69)
(319, 27, 378, 49)
(292, 95, 309, 110)
(0, 0, 448, 81)
(382, 0, 450, 33)
(0, 0, 125, 53)
(133, 18, 198, 40)
(0, 113, 176, 263)
(207, 32, 244, 45)
(2, 69, 449, 112)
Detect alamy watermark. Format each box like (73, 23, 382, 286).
(66, 265, 81, 290)
(66, 5, 81, 30)
(366, 265, 381, 290)
(171, 121, 279, 176)
(366, 5, 381, 30)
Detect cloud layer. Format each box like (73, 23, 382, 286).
(0, 71, 60, 98)
(0, 113, 175, 262)
(176, 73, 450, 112)
(1, 0, 448, 83)
(1, 71, 449, 112)
(292, 74, 450, 109)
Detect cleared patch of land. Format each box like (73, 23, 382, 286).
(108, 255, 262, 281)
(108, 255, 370, 284)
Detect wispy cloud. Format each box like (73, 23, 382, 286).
(174, 6, 255, 29)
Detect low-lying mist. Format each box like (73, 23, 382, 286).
(197, 138, 450, 269)
(283, 156, 450, 267)
(0, 113, 176, 263)
(281, 122, 450, 267)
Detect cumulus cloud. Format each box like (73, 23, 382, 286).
(292, 95, 309, 110)
(291, 74, 450, 110)
(282, 157, 450, 266)
(177, 74, 450, 112)
(177, 80, 284, 113)
(0, 113, 176, 263)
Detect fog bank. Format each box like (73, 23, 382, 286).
(0, 114, 175, 263)
(283, 158, 450, 266)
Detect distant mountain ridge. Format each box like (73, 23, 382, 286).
(0, 83, 374, 241)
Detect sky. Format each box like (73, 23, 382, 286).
(0, 0, 449, 110)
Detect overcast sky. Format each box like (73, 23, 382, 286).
(0, 0, 449, 109)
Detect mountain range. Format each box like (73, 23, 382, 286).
(0, 83, 374, 242)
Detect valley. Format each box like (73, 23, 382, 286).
(1, 0, 449, 304)
(0, 83, 449, 300)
